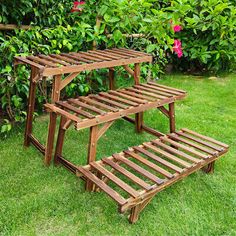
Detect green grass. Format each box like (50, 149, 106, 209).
(1, 74, 236, 236)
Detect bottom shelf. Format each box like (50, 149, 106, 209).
(76, 128, 229, 223)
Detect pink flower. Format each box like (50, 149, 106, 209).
(173, 39, 183, 58)
(71, 1, 85, 12)
(173, 25, 182, 32)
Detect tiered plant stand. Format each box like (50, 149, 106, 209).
(15, 48, 229, 223)
(14, 48, 153, 156)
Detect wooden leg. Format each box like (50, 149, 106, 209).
(135, 112, 143, 133)
(86, 125, 99, 191)
(24, 68, 37, 147)
(202, 161, 215, 174)
(44, 112, 57, 166)
(109, 68, 115, 90)
(54, 116, 67, 165)
(134, 63, 143, 133)
(169, 102, 175, 133)
(129, 204, 141, 224)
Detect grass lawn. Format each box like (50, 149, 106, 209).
(0, 74, 236, 235)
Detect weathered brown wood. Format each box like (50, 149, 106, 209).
(142, 83, 175, 97)
(68, 98, 105, 115)
(122, 90, 154, 101)
(143, 143, 191, 168)
(56, 101, 95, 119)
(151, 140, 201, 164)
(109, 90, 147, 104)
(148, 81, 186, 93)
(96, 121, 114, 140)
(59, 72, 80, 90)
(102, 158, 152, 190)
(124, 150, 173, 179)
(51, 75, 61, 103)
(44, 112, 57, 166)
(39, 54, 70, 66)
(80, 97, 118, 112)
(181, 128, 229, 148)
(129, 204, 142, 224)
(113, 154, 164, 185)
(133, 146, 183, 173)
(123, 65, 134, 76)
(169, 102, 175, 133)
(134, 85, 168, 99)
(168, 133, 217, 156)
(54, 116, 67, 165)
(24, 67, 37, 147)
(158, 106, 169, 118)
(90, 162, 140, 198)
(109, 68, 115, 90)
(77, 167, 127, 205)
(160, 136, 208, 159)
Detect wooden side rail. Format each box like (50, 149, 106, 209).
(75, 128, 229, 223)
(44, 82, 186, 130)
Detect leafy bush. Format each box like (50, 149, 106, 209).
(169, 0, 236, 72)
(1, 0, 236, 134)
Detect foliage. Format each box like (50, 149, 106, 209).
(0, 0, 236, 134)
(169, 0, 236, 72)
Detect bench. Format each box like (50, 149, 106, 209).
(75, 128, 228, 223)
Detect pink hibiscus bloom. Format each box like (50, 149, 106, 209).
(173, 25, 182, 32)
(173, 39, 183, 58)
(71, 1, 85, 12)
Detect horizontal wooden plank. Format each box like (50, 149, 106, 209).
(181, 128, 229, 149)
(124, 150, 173, 179)
(160, 136, 208, 159)
(143, 143, 192, 168)
(148, 81, 186, 94)
(151, 140, 201, 164)
(77, 167, 127, 205)
(102, 158, 152, 190)
(90, 162, 140, 198)
(133, 146, 183, 173)
(113, 154, 164, 185)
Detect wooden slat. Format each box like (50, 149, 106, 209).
(44, 103, 81, 122)
(80, 97, 118, 112)
(126, 87, 163, 100)
(101, 50, 125, 59)
(90, 95, 128, 109)
(91, 50, 121, 60)
(113, 154, 164, 185)
(51, 54, 80, 65)
(39, 55, 70, 66)
(68, 98, 106, 115)
(176, 131, 224, 152)
(14, 56, 44, 69)
(151, 140, 201, 164)
(141, 83, 179, 97)
(100, 92, 138, 106)
(124, 150, 173, 179)
(90, 162, 140, 198)
(160, 136, 208, 159)
(61, 53, 91, 63)
(134, 85, 171, 98)
(148, 81, 186, 93)
(27, 56, 57, 67)
(146, 82, 183, 96)
(109, 49, 136, 58)
(143, 143, 192, 168)
(122, 90, 155, 101)
(133, 146, 183, 173)
(56, 101, 95, 119)
(109, 90, 148, 104)
(117, 48, 149, 56)
(112, 48, 145, 57)
(105, 49, 130, 59)
(168, 134, 218, 156)
(87, 51, 114, 61)
(74, 52, 103, 62)
(77, 167, 127, 205)
(181, 128, 229, 149)
(102, 158, 151, 190)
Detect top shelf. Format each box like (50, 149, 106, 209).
(14, 48, 152, 78)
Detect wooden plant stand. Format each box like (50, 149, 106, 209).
(14, 48, 152, 155)
(64, 128, 229, 223)
(44, 82, 186, 168)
